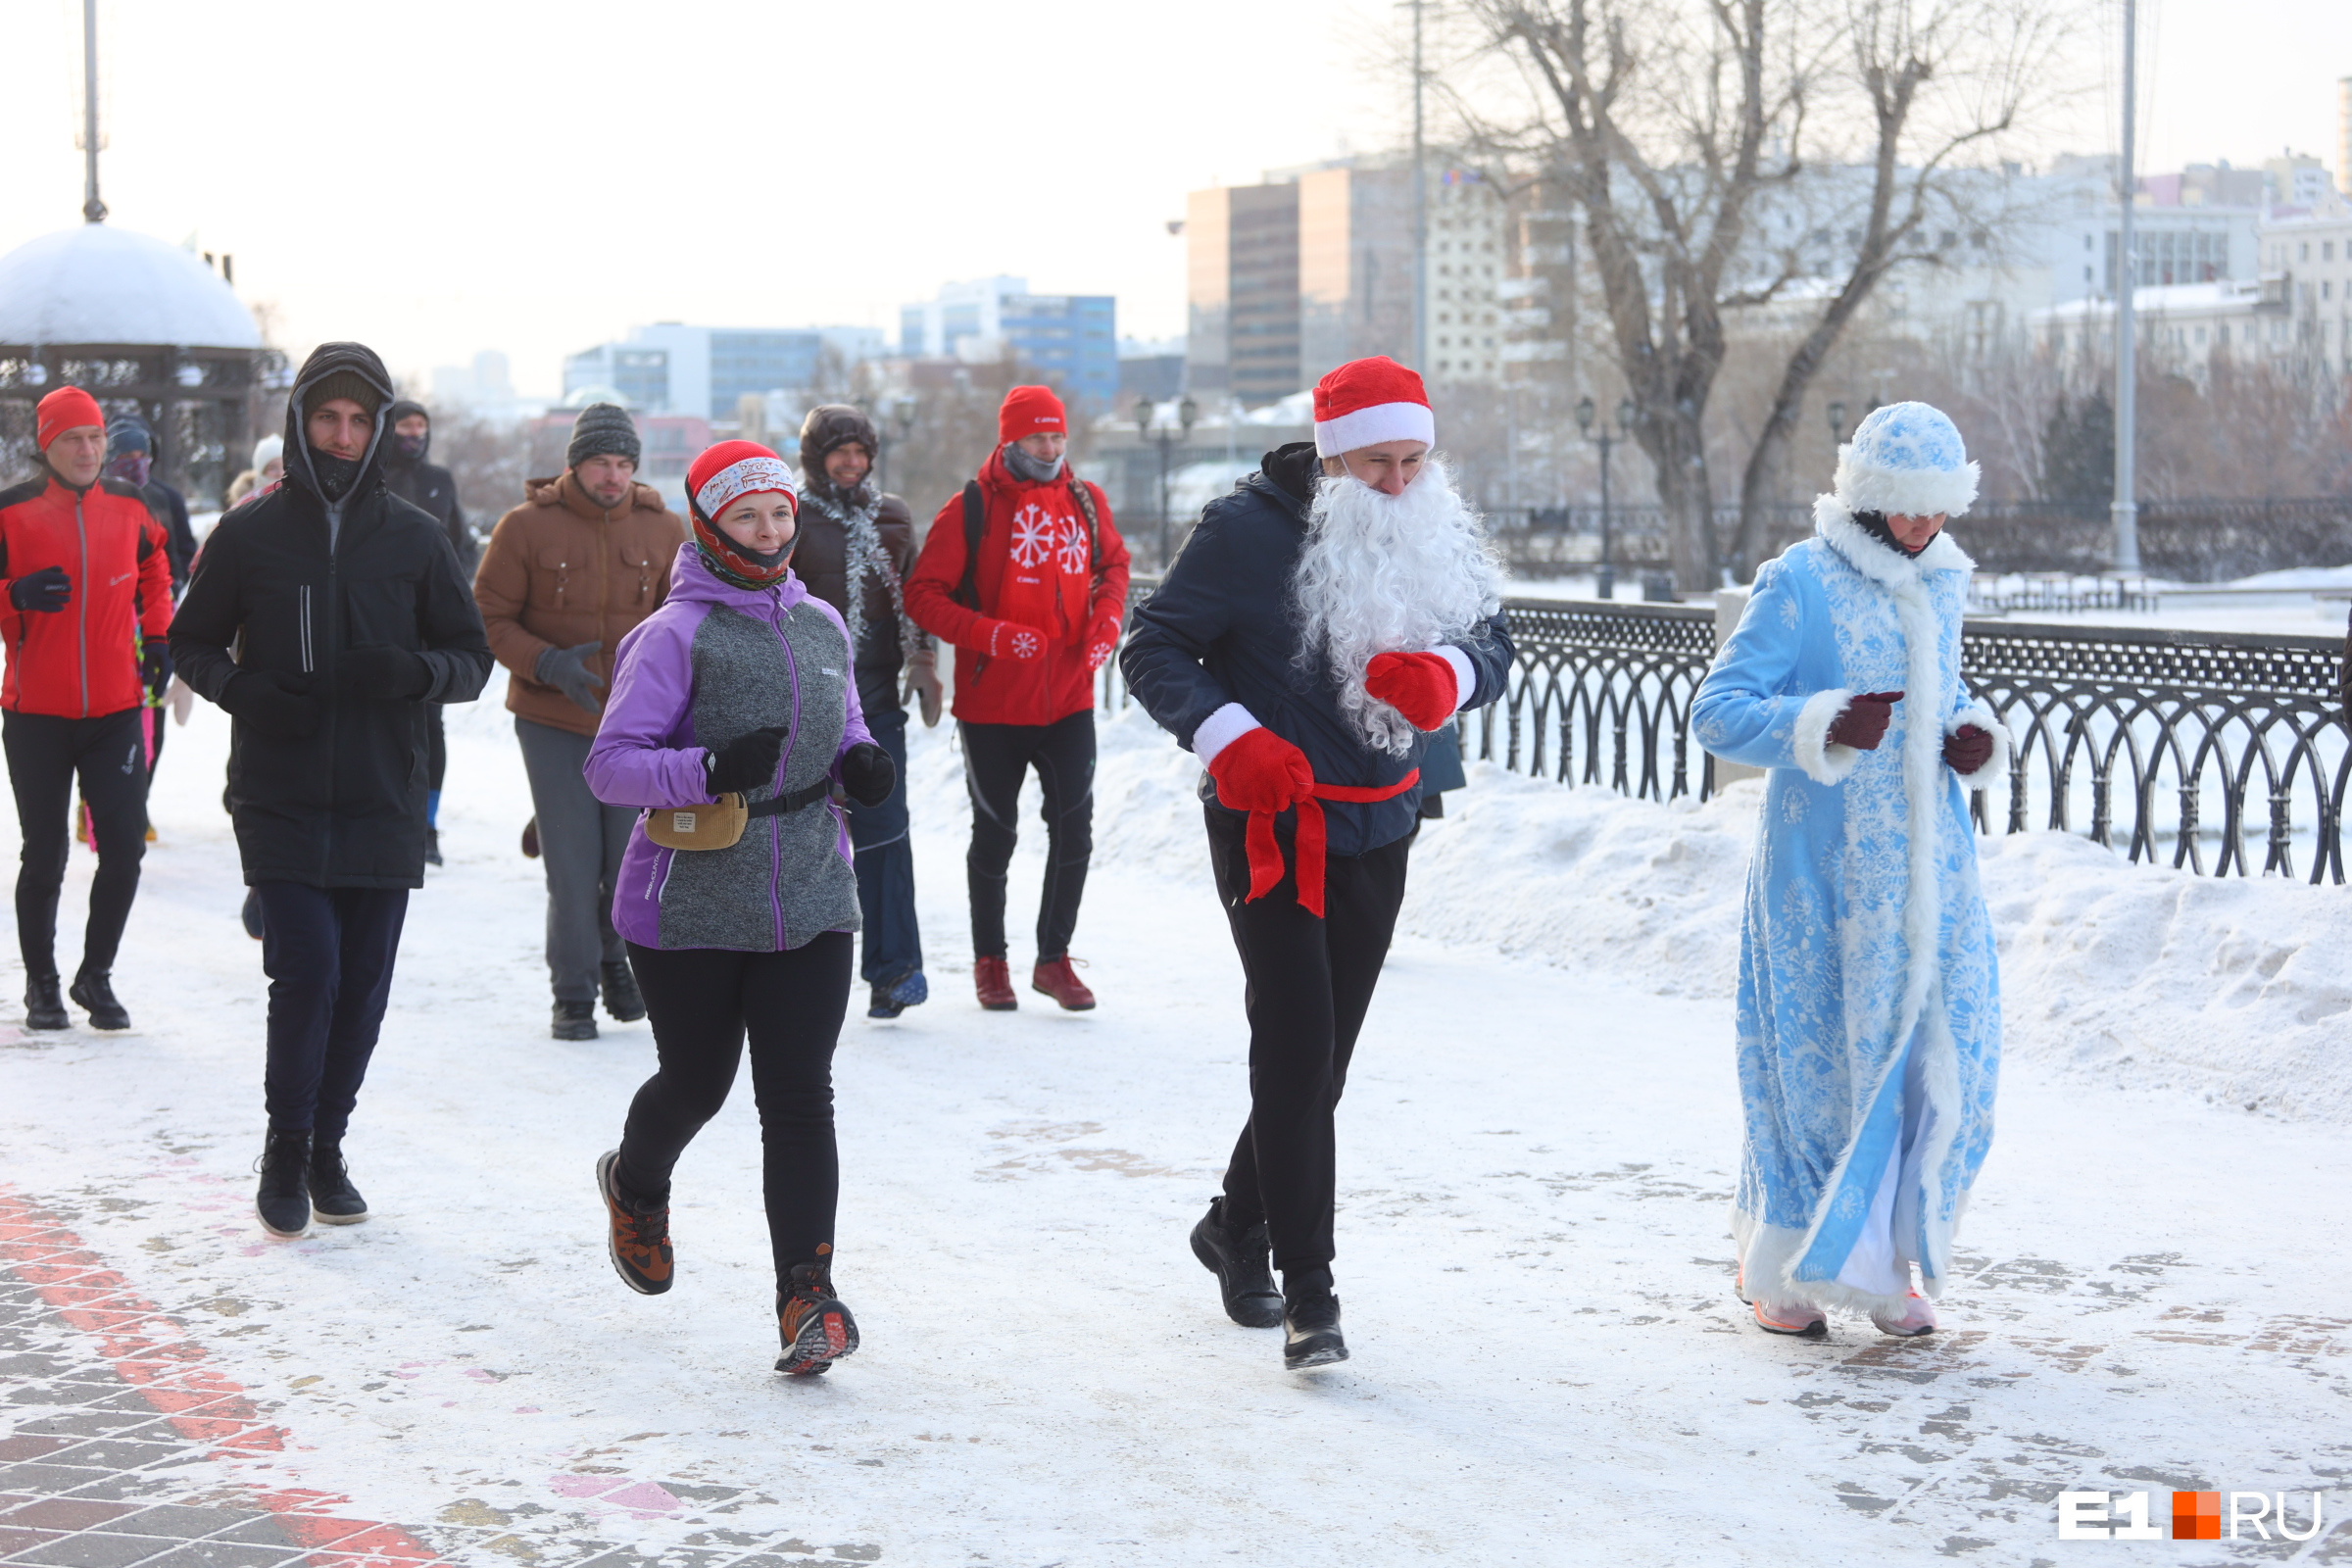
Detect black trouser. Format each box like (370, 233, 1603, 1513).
(850, 708, 921, 986)
(1204, 806, 1410, 1282)
(3, 709, 149, 980)
(425, 705, 446, 823)
(617, 934, 854, 1296)
(960, 712, 1094, 961)
(257, 884, 410, 1141)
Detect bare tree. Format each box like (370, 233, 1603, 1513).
(1460, 0, 2071, 585)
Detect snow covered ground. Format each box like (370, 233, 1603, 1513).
(2, 695, 2348, 1565)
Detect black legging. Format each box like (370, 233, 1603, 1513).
(3, 709, 148, 980)
(959, 711, 1095, 960)
(616, 934, 854, 1297)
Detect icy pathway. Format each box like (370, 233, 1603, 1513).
(0, 699, 2345, 1566)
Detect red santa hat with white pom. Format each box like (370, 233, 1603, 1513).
(1311, 356, 1435, 458)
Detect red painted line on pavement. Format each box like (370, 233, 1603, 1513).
(0, 1185, 452, 1565)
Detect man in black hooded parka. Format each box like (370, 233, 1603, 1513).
(172, 343, 492, 1241)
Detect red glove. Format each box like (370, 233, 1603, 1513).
(977, 620, 1047, 661)
(1205, 726, 1314, 815)
(1826, 690, 1904, 751)
(1944, 724, 1994, 775)
(1084, 613, 1121, 671)
(1363, 651, 1458, 732)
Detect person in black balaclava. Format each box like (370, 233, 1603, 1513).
(171, 342, 492, 1244)
(381, 400, 474, 865)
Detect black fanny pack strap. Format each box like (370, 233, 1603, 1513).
(747, 776, 837, 818)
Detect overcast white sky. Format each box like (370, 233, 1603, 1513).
(4, 0, 2347, 397)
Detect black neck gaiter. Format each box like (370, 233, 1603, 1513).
(308, 446, 363, 502)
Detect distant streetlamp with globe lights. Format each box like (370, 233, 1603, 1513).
(1576, 395, 1635, 599)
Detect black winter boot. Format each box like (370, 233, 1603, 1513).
(1190, 1198, 1283, 1328)
(600, 961, 646, 1024)
(1282, 1273, 1348, 1371)
(69, 970, 130, 1031)
(255, 1130, 312, 1239)
(308, 1140, 368, 1225)
(24, 974, 69, 1031)
(553, 1000, 598, 1041)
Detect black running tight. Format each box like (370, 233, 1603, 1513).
(615, 934, 854, 1295)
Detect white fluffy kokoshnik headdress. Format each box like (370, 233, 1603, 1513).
(1831, 402, 1980, 519)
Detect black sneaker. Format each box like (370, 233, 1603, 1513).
(423, 827, 444, 867)
(1283, 1289, 1348, 1371)
(776, 1244, 858, 1375)
(69, 971, 130, 1031)
(553, 1000, 598, 1041)
(866, 970, 929, 1020)
(255, 1129, 312, 1239)
(1189, 1198, 1283, 1328)
(308, 1140, 368, 1225)
(241, 889, 266, 941)
(596, 1150, 672, 1295)
(600, 961, 646, 1024)
(24, 974, 69, 1031)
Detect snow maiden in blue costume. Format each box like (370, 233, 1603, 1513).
(1691, 402, 2007, 1340)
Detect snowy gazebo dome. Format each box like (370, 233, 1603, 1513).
(0, 223, 260, 349)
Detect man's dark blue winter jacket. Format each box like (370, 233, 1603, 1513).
(1121, 443, 1514, 858)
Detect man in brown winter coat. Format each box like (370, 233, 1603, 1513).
(793, 405, 941, 1019)
(473, 402, 686, 1040)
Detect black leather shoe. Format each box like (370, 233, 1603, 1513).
(240, 889, 266, 941)
(308, 1140, 368, 1225)
(69, 971, 130, 1031)
(600, 961, 646, 1023)
(255, 1129, 312, 1239)
(1190, 1198, 1283, 1328)
(1282, 1289, 1348, 1371)
(553, 1000, 598, 1041)
(422, 827, 444, 866)
(24, 974, 69, 1031)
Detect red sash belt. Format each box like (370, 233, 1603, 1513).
(1245, 769, 1420, 919)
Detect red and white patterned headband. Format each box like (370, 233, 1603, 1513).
(694, 457, 798, 520)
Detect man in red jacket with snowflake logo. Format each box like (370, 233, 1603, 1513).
(0, 386, 175, 1033)
(905, 384, 1130, 1012)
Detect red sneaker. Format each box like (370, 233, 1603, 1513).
(974, 956, 1018, 1011)
(1032, 956, 1097, 1011)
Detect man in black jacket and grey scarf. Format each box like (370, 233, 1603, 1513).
(172, 342, 493, 1242)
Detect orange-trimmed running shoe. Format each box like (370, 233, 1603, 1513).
(1752, 1298, 1829, 1338)
(1871, 1291, 1938, 1337)
(776, 1244, 859, 1375)
(596, 1150, 672, 1296)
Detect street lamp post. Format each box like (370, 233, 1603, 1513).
(1136, 394, 1198, 570)
(1577, 395, 1634, 599)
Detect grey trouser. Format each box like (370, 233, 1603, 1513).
(515, 717, 633, 1003)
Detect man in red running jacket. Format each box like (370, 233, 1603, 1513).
(0, 386, 174, 1032)
(905, 384, 1129, 1013)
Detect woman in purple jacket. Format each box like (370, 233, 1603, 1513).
(585, 440, 896, 1376)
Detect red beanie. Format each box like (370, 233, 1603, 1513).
(999, 384, 1067, 444)
(36, 386, 107, 452)
(1312, 356, 1435, 458)
(686, 439, 797, 521)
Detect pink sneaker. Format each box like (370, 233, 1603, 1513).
(1752, 1298, 1828, 1339)
(1871, 1291, 1937, 1337)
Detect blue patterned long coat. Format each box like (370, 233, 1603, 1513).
(1690, 500, 2005, 1316)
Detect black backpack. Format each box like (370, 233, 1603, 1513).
(951, 475, 1104, 612)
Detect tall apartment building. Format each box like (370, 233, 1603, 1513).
(564, 323, 886, 420)
(899, 276, 1118, 412)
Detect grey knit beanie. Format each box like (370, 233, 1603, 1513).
(567, 403, 641, 468)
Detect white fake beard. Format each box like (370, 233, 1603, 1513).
(1290, 456, 1503, 758)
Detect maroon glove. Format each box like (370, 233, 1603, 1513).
(1205, 726, 1315, 814)
(1825, 690, 1904, 751)
(1364, 651, 1459, 732)
(1944, 724, 1995, 775)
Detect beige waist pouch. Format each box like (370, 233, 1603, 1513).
(643, 794, 748, 851)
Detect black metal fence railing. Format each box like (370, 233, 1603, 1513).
(1102, 590, 2351, 885)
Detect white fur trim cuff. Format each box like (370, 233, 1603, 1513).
(1792, 688, 1863, 786)
(1436, 646, 1475, 713)
(1192, 703, 1262, 765)
(1946, 699, 2010, 790)
(1314, 401, 1437, 459)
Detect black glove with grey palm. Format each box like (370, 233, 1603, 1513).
(837, 742, 896, 808)
(9, 565, 71, 613)
(705, 725, 790, 797)
(338, 646, 432, 701)
(222, 670, 325, 740)
(535, 640, 606, 714)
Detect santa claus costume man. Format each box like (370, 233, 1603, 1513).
(1122, 357, 1514, 1371)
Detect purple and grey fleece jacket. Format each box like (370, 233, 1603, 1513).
(585, 543, 873, 953)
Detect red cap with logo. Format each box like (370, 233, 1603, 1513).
(998, 384, 1067, 444)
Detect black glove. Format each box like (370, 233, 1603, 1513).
(222, 670, 324, 740)
(339, 646, 431, 701)
(839, 742, 896, 808)
(534, 640, 606, 714)
(141, 642, 172, 699)
(9, 565, 71, 614)
(706, 724, 789, 797)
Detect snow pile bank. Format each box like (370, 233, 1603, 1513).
(1065, 708, 2352, 1123)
